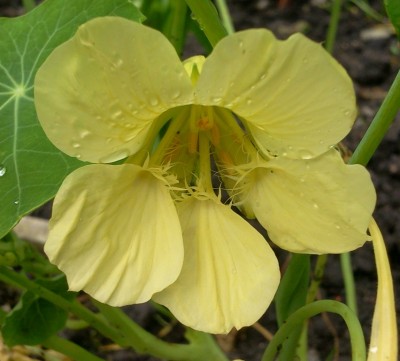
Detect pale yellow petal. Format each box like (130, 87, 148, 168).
(35, 17, 194, 163)
(153, 196, 280, 334)
(45, 164, 183, 305)
(195, 30, 355, 158)
(242, 149, 376, 253)
(367, 219, 398, 361)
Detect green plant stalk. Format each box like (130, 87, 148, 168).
(325, 0, 342, 53)
(0, 267, 228, 361)
(163, 0, 188, 55)
(42, 335, 106, 361)
(340, 252, 358, 314)
(296, 254, 330, 360)
(340, 69, 400, 314)
(94, 301, 229, 361)
(0, 267, 127, 345)
(215, 0, 235, 34)
(350, 69, 400, 166)
(261, 300, 366, 361)
(184, 0, 228, 46)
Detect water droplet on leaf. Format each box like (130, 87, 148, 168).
(0, 166, 6, 177)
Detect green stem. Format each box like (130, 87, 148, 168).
(340, 252, 358, 314)
(163, 0, 188, 54)
(0, 267, 127, 346)
(43, 335, 105, 361)
(0, 267, 228, 361)
(261, 300, 366, 361)
(215, 0, 235, 34)
(306, 254, 328, 304)
(325, 0, 342, 53)
(184, 0, 228, 46)
(340, 67, 400, 317)
(94, 302, 229, 361)
(350, 69, 400, 167)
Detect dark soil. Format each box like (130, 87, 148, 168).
(1, 1, 399, 361)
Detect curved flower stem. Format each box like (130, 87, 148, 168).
(0, 266, 127, 345)
(367, 219, 398, 361)
(325, 0, 343, 53)
(340, 70, 400, 314)
(184, 0, 228, 46)
(42, 335, 106, 361)
(0, 267, 228, 361)
(214, 0, 235, 35)
(350, 69, 400, 167)
(261, 300, 366, 361)
(94, 301, 229, 361)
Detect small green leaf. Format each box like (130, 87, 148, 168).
(2, 291, 66, 346)
(0, 0, 145, 238)
(385, 0, 400, 39)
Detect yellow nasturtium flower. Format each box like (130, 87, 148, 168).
(34, 16, 376, 334)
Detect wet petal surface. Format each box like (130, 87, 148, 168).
(45, 164, 183, 305)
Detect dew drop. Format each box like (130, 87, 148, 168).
(299, 149, 313, 159)
(335, 224, 341, 230)
(112, 110, 123, 120)
(246, 98, 253, 105)
(99, 149, 129, 163)
(72, 142, 81, 149)
(343, 109, 351, 116)
(313, 202, 319, 209)
(79, 130, 91, 139)
(212, 97, 222, 103)
(171, 90, 181, 99)
(149, 97, 159, 106)
(14, 200, 19, 205)
(0, 166, 6, 177)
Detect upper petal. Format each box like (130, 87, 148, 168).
(195, 29, 355, 158)
(34, 17, 194, 163)
(45, 164, 183, 306)
(241, 149, 376, 253)
(153, 196, 280, 334)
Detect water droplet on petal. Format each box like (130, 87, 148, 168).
(299, 149, 313, 159)
(0, 166, 6, 177)
(212, 97, 222, 103)
(100, 149, 129, 163)
(149, 97, 159, 106)
(72, 142, 81, 149)
(313, 202, 319, 209)
(79, 130, 91, 139)
(171, 90, 181, 99)
(335, 224, 341, 230)
(246, 98, 253, 105)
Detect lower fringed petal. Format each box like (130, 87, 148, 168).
(45, 164, 183, 306)
(241, 149, 376, 254)
(153, 195, 280, 334)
